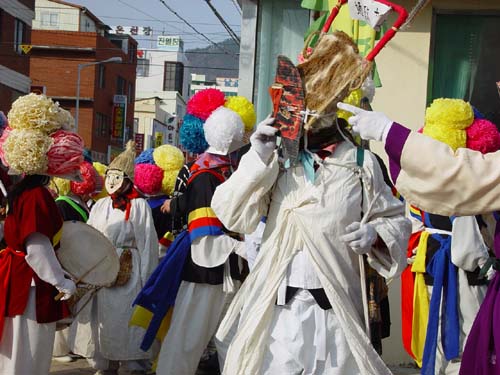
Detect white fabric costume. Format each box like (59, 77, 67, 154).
(212, 143, 411, 374)
(69, 197, 158, 369)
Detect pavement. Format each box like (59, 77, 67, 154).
(50, 358, 421, 374)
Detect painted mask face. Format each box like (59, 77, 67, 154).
(105, 169, 126, 194)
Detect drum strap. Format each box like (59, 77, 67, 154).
(56, 196, 88, 222)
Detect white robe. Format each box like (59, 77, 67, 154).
(70, 197, 158, 362)
(211, 143, 411, 374)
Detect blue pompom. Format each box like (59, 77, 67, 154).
(180, 115, 209, 154)
(472, 106, 485, 120)
(135, 148, 155, 164)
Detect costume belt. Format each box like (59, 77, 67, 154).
(421, 234, 459, 375)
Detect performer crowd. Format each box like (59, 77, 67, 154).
(0, 80, 499, 375)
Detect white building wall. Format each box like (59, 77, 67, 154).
(33, 0, 79, 31)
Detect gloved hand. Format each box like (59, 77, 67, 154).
(478, 258, 496, 281)
(337, 102, 393, 142)
(250, 116, 278, 163)
(341, 222, 378, 255)
(56, 278, 77, 301)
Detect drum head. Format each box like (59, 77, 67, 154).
(58, 221, 119, 286)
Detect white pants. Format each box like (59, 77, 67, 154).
(0, 287, 56, 375)
(156, 281, 228, 375)
(260, 289, 359, 375)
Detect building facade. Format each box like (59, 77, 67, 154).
(237, 0, 500, 365)
(189, 73, 239, 97)
(0, 0, 35, 113)
(30, 0, 137, 163)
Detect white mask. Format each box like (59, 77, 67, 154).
(105, 169, 125, 194)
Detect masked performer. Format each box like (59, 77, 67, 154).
(0, 93, 81, 375)
(139, 90, 253, 375)
(399, 99, 500, 375)
(71, 141, 158, 375)
(339, 98, 500, 375)
(134, 145, 184, 256)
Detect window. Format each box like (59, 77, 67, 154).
(163, 62, 184, 94)
(95, 113, 110, 137)
(14, 19, 26, 54)
(98, 65, 106, 89)
(128, 82, 134, 103)
(429, 13, 500, 125)
(137, 58, 150, 77)
(116, 76, 126, 95)
(40, 12, 59, 28)
(137, 58, 151, 77)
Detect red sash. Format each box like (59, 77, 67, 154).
(0, 248, 33, 341)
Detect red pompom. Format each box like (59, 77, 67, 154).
(134, 163, 164, 195)
(186, 88, 225, 121)
(70, 161, 100, 196)
(466, 119, 500, 154)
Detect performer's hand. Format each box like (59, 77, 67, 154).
(337, 102, 393, 142)
(56, 278, 77, 301)
(341, 222, 377, 255)
(250, 115, 278, 163)
(161, 199, 171, 214)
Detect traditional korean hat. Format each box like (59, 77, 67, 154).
(108, 140, 136, 180)
(0, 93, 83, 179)
(422, 98, 500, 154)
(134, 145, 184, 196)
(182, 88, 256, 155)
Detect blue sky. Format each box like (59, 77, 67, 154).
(73, 0, 241, 50)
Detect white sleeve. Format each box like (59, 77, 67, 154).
(25, 232, 67, 288)
(363, 151, 412, 279)
(451, 216, 489, 271)
(191, 235, 245, 268)
(212, 148, 279, 234)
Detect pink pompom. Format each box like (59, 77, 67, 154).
(186, 88, 225, 121)
(466, 119, 500, 154)
(0, 127, 12, 167)
(134, 163, 164, 195)
(47, 130, 84, 175)
(70, 161, 100, 196)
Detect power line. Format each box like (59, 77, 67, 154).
(204, 0, 240, 46)
(228, 0, 242, 15)
(155, 0, 234, 56)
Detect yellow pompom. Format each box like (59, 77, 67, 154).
(49, 177, 70, 196)
(153, 145, 184, 172)
(425, 98, 473, 130)
(423, 126, 466, 151)
(162, 170, 178, 196)
(92, 161, 108, 201)
(224, 96, 256, 132)
(337, 89, 363, 122)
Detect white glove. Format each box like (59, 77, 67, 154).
(55, 278, 77, 301)
(341, 222, 378, 255)
(250, 116, 278, 163)
(478, 257, 496, 281)
(337, 102, 393, 142)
